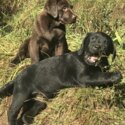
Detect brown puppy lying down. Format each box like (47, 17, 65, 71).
(0, 32, 122, 125)
(10, 0, 77, 65)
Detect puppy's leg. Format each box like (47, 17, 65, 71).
(29, 39, 40, 64)
(39, 40, 50, 59)
(20, 99, 47, 124)
(0, 80, 14, 98)
(55, 37, 70, 56)
(8, 91, 30, 125)
(55, 42, 64, 56)
(63, 37, 71, 53)
(10, 38, 30, 66)
(99, 57, 110, 71)
(81, 72, 122, 87)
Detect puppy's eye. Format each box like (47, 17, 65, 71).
(91, 37, 96, 41)
(104, 40, 107, 44)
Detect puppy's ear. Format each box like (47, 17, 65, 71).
(44, 0, 58, 18)
(110, 42, 116, 62)
(99, 32, 116, 62)
(108, 38, 116, 62)
(78, 33, 91, 56)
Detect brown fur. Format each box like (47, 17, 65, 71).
(10, 0, 77, 65)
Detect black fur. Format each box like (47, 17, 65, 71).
(0, 32, 122, 125)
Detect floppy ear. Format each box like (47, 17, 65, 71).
(107, 36, 116, 62)
(44, 0, 58, 18)
(78, 33, 91, 56)
(99, 32, 116, 62)
(110, 41, 116, 62)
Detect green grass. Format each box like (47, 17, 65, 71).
(0, 0, 125, 125)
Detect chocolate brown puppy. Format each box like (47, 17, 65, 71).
(10, 0, 77, 65)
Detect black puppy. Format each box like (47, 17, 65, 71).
(0, 32, 122, 125)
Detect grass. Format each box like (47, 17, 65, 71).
(0, 0, 125, 125)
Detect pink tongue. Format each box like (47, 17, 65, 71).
(89, 56, 98, 62)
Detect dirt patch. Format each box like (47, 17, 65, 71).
(0, 97, 12, 125)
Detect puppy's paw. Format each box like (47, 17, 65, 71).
(9, 62, 16, 67)
(22, 101, 47, 124)
(111, 71, 123, 84)
(22, 115, 34, 125)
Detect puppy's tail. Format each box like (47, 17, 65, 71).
(10, 38, 30, 66)
(0, 81, 14, 98)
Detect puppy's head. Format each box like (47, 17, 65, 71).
(78, 32, 116, 66)
(44, 0, 77, 24)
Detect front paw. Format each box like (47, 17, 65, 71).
(111, 71, 123, 84)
